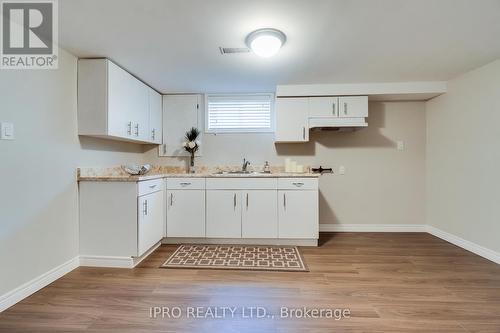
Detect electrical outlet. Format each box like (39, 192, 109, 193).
(397, 140, 405, 151)
(339, 165, 345, 175)
(0, 122, 14, 140)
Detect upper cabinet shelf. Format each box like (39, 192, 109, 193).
(77, 58, 162, 145)
(276, 82, 447, 100)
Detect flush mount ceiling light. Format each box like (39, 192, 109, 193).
(246, 28, 286, 58)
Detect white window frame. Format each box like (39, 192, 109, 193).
(204, 93, 275, 134)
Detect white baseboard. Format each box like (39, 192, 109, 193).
(426, 225, 500, 264)
(79, 242, 162, 269)
(79, 255, 134, 268)
(163, 238, 318, 246)
(0, 256, 79, 313)
(320, 223, 426, 232)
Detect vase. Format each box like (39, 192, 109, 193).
(189, 153, 195, 173)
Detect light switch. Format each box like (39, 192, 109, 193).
(0, 122, 14, 140)
(339, 165, 345, 175)
(397, 140, 405, 151)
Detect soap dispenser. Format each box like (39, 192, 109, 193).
(263, 161, 271, 173)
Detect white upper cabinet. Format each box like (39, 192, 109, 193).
(148, 88, 163, 144)
(309, 97, 339, 117)
(160, 94, 202, 156)
(338, 96, 368, 118)
(77, 58, 161, 144)
(275, 95, 368, 142)
(275, 97, 309, 142)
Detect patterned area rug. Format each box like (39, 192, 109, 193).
(161, 245, 308, 272)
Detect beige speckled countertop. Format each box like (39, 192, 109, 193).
(77, 166, 320, 182)
(78, 172, 320, 182)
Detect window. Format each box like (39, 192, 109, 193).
(205, 94, 274, 133)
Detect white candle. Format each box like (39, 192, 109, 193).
(285, 158, 291, 173)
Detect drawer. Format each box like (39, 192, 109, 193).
(138, 178, 164, 196)
(206, 178, 277, 190)
(278, 178, 318, 190)
(167, 178, 205, 190)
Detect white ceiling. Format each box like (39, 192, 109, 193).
(59, 0, 500, 94)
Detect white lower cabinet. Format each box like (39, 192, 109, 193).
(138, 189, 164, 255)
(278, 178, 319, 239)
(242, 190, 278, 238)
(79, 179, 165, 263)
(206, 190, 242, 238)
(79, 176, 319, 268)
(166, 189, 205, 237)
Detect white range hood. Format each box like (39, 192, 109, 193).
(308, 116, 368, 130)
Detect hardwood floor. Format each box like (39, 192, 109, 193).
(1, 233, 500, 332)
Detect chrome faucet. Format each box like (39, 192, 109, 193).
(242, 158, 251, 172)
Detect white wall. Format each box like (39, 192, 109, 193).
(426, 59, 500, 253)
(145, 101, 427, 227)
(0, 49, 145, 296)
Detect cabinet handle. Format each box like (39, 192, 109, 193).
(246, 193, 249, 209)
(332, 102, 336, 116)
(283, 193, 286, 209)
(134, 124, 139, 137)
(149, 184, 157, 189)
(127, 122, 132, 135)
(233, 193, 236, 209)
(151, 128, 155, 140)
(143, 200, 148, 215)
(302, 127, 306, 140)
(292, 182, 304, 187)
(180, 182, 191, 186)
(170, 193, 173, 206)
(344, 102, 347, 115)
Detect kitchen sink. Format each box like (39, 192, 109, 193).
(212, 171, 270, 175)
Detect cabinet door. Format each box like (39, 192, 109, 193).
(130, 79, 150, 141)
(161, 94, 202, 156)
(242, 190, 278, 238)
(166, 190, 205, 237)
(138, 190, 164, 256)
(309, 97, 339, 117)
(107, 61, 134, 139)
(206, 190, 241, 238)
(278, 190, 318, 239)
(275, 98, 309, 142)
(338, 96, 368, 118)
(149, 88, 162, 144)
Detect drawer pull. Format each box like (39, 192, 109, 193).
(292, 182, 304, 187)
(180, 182, 192, 186)
(170, 193, 174, 206)
(149, 184, 157, 189)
